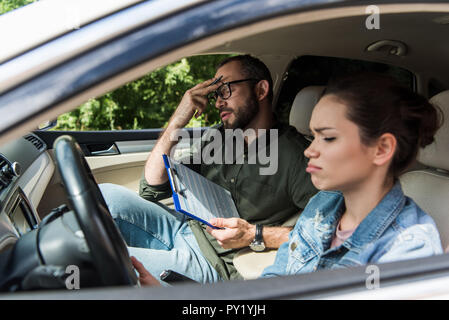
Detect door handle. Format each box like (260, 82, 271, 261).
(90, 144, 119, 156)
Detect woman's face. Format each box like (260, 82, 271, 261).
(304, 94, 378, 192)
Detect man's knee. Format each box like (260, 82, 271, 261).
(99, 183, 139, 218)
(99, 183, 164, 220)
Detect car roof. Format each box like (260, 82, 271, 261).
(2, 0, 448, 145)
(0, 0, 144, 63)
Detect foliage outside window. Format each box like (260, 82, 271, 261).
(54, 55, 233, 131)
(0, 0, 36, 14)
(1, 0, 233, 131)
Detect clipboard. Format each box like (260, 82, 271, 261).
(163, 154, 240, 229)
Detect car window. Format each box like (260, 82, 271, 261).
(275, 55, 415, 124)
(52, 54, 234, 131)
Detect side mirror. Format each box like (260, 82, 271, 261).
(37, 119, 58, 131)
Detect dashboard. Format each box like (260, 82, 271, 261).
(0, 132, 136, 291)
(0, 133, 54, 253)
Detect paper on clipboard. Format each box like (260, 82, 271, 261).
(163, 154, 240, 229)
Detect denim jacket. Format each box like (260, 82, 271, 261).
(261, 182, 443, 277)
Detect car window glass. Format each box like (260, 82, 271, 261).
(52, 54, 234, 131)
(275, 55, 415, 124)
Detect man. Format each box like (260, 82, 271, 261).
(100, 55, 317, 284)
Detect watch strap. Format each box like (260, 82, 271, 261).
(255, 224, 263, 242)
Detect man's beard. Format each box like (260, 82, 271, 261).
(222, 93, 259, 130)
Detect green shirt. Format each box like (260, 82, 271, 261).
(139, 122, 317, 280)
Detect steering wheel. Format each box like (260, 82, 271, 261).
(53, 135, 137, 286)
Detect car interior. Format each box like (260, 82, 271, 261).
(1, 1, 449, 295)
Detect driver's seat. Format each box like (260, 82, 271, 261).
(233, 86, 324, 279)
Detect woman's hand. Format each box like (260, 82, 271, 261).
(206, 218, 256, 249)
(131, 256, 161, 286)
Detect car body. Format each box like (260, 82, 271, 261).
(1, 0, 449, 299)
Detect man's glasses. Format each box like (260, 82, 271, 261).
(207, 78, 259, 103)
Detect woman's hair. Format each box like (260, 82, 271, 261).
(323, 72, 443, 180)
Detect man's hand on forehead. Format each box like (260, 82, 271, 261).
(171, 77, 222, 123)
(209, 75, 223, 87)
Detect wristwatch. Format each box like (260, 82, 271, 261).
(249, 224, 266, 252)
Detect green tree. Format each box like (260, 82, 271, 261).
(0, 0, 36, 15)
(55, 54, 233, 131)
(1, 0, 233, 131)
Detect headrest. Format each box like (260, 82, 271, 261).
(289, 86, 325, 137)
(418, 90, 449, 171)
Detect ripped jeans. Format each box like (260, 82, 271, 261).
(99, 183, 221, 285)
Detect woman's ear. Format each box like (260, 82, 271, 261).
(373, 133, 396, 166)
(255, 80, 269, 101)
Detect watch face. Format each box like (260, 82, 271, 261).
(250, 242, 265, 252)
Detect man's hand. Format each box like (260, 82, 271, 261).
(131, 256, 161, 287)
(144, 77, 220, 186)
(168, 78, 220, 129)
(206, 218, 256, 249)
(207, 218, 294, 250)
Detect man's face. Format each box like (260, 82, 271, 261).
(213, 61, 259, 130)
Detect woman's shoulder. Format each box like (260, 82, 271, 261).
(395, 196, 439, 229)
(371, 197, 443, 263)
(300, 190, 344, 218)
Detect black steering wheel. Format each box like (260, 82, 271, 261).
(53, 135, 137, 286)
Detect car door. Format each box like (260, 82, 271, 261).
(32, 125, 208, 218)
(34, 128, 205, 191)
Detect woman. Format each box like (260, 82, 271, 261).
(261, 73, 443, 277)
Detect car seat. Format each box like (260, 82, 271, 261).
(400, 89, 449, 251)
